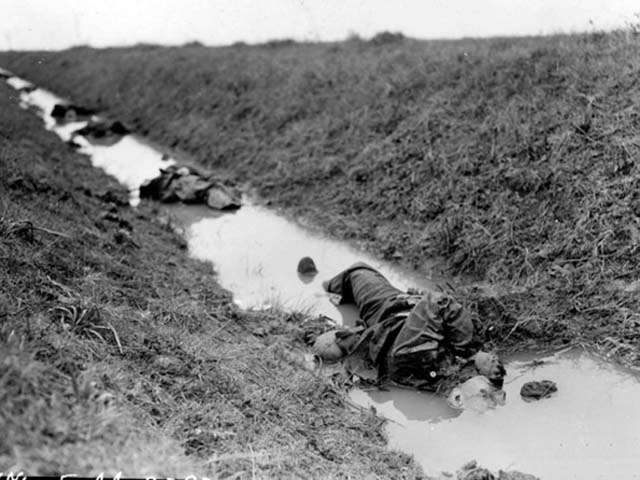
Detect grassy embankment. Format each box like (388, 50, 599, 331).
(4, 30, 640, 362)
(0, 82, 420, 477)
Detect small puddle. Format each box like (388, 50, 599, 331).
(6, 75, 34, 91)
(8, 75, 640, 479)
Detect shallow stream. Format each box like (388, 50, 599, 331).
(7, 75, 640, 479)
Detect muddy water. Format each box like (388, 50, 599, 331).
(353, 350, 640, 479)
(76, 138, 176, 206)
(6, 76, 34, 91)
(173, 201, 438, 321)
(9, 75, 640, 479)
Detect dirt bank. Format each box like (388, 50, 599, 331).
(4, 31, 640, 363)
(0, 82, 421, 477)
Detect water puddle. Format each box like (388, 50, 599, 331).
(6, 75, 34, 91)
(76, 137, 176, 206)
(352, 349, 640, 479)
(168, 201, 435, 321)
(8, 74, 640, 479)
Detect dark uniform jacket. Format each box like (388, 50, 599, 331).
(324, 263, 481, 390)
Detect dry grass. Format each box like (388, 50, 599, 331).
(0, 82, 420, 478)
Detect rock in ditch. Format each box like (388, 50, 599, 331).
(297, 256, 318, 276)
(520, 380, 557, 401)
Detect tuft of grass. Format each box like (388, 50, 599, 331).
(369, 31, 406, 46)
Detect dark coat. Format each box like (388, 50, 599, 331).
(324, 263, 480, 390)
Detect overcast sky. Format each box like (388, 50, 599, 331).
(1, 0, 639, 50)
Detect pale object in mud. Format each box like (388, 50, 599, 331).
(312, 330, 344, 363)
(447, 375, 506, 412)
(206, 184, 242, 210)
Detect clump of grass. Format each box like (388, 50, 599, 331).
(49, 302, 123, 354)
(369, 31, 406, 46)
(0, 217, 36, 241)
(0, 217, 72, 242)
(260, 38, 297, 48)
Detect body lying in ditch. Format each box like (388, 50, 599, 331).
(317, 262, 506, 407)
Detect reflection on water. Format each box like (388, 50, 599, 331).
(9, 74, 640, 480)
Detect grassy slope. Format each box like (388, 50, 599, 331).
(0, 82, 420, 478)
(4, 31, 640, 361)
